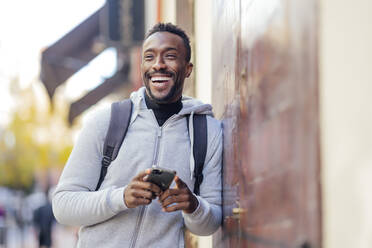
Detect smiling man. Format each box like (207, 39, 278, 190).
(52, 23, 222, 248)
(142, 28, 193, 104)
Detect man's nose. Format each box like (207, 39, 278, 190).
(152, 56, 167, 71)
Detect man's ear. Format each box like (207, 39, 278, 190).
(186, 63, 193, 78)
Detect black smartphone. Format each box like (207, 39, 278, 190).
(147, 167, 176, 191)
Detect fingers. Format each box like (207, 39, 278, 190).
(159, 188, 186, 202)
(133, 169, 151, 182)
(161, 194, 198, 214)
(162, 202, 191, 212)
(174, 176, 187, 189)
(125, 192, 152, 208)
(124, 169, 162, 208)
(124, 187, 153, 208)
(158, 179, 198, 213)
(131, 181, 161, 195)
(133, 198, 151, 206)
(161, 194, 190, 208)
(132, 189, 154, 199)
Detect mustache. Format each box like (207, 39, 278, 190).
(145, 69, 175, 79)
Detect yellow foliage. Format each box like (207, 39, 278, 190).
(0, 79, 74, 191)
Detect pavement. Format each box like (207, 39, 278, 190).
(3, 223, 77, 248)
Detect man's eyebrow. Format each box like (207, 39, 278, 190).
(163, 47, 178, 52)
(143, 47, 178, 53)
(143, 48, 155, 53)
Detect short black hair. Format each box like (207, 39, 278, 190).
(145, 23, 191, 62)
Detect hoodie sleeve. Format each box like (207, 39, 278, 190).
(182, 118, 223, 235)
(52, 109, 129, 227)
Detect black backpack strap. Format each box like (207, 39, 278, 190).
(187, 114, 208, 195)
(95, 99, 133, 191)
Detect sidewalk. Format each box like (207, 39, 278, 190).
(5, 224, 77, 248)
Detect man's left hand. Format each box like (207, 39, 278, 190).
(158, 176, 198, 214)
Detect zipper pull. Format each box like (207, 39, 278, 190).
(157, 128, 162, 137)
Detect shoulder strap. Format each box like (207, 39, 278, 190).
(95, 99, 133, 191)
(187, 114, 208, 195)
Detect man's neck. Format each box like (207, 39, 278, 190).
(144, 93, 183, 126)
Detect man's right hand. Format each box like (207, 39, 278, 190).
(124, 169, 161, 208)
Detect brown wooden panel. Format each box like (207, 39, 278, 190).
(211, 0, 242, 246)
(212, 0, 321, 247)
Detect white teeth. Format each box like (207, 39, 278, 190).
(151, 76, 171, 82)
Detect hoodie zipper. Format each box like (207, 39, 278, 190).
(129, 205, 146, 248)
(130, 112, 173, 248)
(150, 110, 177, 169)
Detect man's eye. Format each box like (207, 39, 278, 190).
(144, 55, 153, 60)
(166, 54, 176, 59)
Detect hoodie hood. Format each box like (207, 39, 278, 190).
(129, 87, 213, 180)
(130, 87, 214, 116)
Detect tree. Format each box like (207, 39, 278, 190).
(0, 78, 73, 192)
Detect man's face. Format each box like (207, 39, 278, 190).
(141, 31, 193, 104)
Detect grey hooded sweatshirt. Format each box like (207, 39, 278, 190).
(52, 87, 222, 248)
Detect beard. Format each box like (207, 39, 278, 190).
(146, 83, 178, 104)
(144, 70, 183, 104)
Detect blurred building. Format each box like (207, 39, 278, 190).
(40, 0, 372, 248)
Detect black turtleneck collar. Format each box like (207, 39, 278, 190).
(144, 92, 183, 126)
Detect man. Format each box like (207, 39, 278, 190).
(33, 189, 55, 248)
(52, 23, 222, 248)
(0, 204, 6, 248)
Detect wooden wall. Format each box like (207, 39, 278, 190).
(212, 1, 322, 247)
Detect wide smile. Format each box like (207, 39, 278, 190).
(148, 73, 174, 90)
(151, 76, 172, 83)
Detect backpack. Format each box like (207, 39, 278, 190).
(95, 99, 207, 195)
